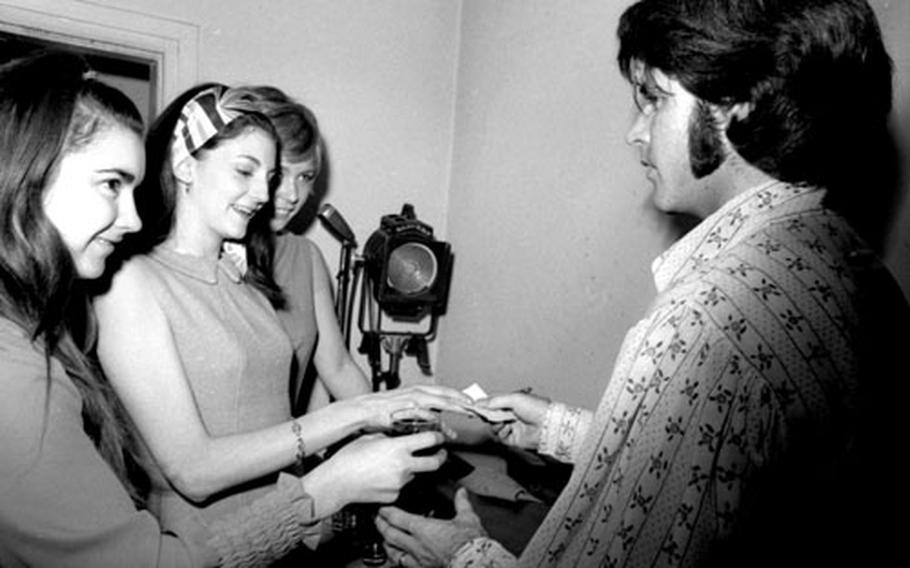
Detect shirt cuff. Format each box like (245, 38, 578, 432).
(538, 402, 592, 463)
(450, 537, 517, 568)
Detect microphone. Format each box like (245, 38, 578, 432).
(318, 203, 357, 246)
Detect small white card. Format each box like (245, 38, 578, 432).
(461, 383, 516, 423)
(462, 382, 488, 401)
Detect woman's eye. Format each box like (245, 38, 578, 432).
(236, 168, 254, 178)
(102, 178, 123, 194)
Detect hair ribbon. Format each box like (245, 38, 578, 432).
(170, 85, 261, 166)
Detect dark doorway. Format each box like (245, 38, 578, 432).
(0, 29, 158, 125)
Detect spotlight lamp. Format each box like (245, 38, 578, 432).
(361, 203, 453, 319)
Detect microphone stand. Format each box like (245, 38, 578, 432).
(318, 203, 358, 349)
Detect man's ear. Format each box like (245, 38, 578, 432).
(173, 157, 195, 186)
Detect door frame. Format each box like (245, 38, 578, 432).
(0, 0, 198, 112)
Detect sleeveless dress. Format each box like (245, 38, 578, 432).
(132, 245, 294, 530)
(273, 233, 319, 410)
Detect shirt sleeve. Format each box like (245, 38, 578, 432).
(449, 537, 517, 568)
(537, 402, 593, 464)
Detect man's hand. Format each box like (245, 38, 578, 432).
(376, 487, 487, 567)
(478, 392, 550, 450)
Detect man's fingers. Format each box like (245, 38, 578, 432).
(377, 505, 416, 535)
(453, 487, 475, 518)
(492, 422, 514, 441)
(478, 393, 524, 409)
(376, 508, 428, 558)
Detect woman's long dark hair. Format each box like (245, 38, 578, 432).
(0, 51, 147, 502)
(133, 83, 285, 308)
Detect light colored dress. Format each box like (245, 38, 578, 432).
(273, 233, 320, 409)
(126, 245, 295, 528)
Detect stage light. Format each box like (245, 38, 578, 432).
(361, 204, 452, 319)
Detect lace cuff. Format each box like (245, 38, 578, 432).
(538, 402, 592, 463)
(450, 537, 516, 568)
(205, 472, 322, 567)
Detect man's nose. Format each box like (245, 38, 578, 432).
(625, 111, 649, 147)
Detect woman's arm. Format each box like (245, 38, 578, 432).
(0, 320, 213, 567)
(308, 241, 371, 400)
(94, 261, 319, 501)
(94, 262, 472, 502)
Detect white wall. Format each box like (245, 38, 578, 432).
(44, 0, 910, 406)
(438, 0, 910, 406)
(435, 0, 663, 404)
(86, 0, 462, 385)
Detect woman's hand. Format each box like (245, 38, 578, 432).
(477, 392, 550, 450)
(301, 431, 446, 518)
(343, 385, 474, 431)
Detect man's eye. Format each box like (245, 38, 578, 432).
(297, 172, 316, 183)
(635, 85, 660, 111)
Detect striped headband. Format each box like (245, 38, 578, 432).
(170, 85, 262, 165)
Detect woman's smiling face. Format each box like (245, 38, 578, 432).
(271, 155, 317, 232)
(181, 126, 277, 244)
(42, 123, 145, 279)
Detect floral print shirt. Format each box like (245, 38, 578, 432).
(452, 181, 895, 567)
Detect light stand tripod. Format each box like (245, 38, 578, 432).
(356, 273, 436, 391)
(319, 203, 441, 393)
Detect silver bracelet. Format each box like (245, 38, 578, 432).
(291, 419, 306, 467)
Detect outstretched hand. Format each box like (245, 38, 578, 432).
(376, 487, 487, 568)
(477, 392, 550, 450)
(346, 385, 475, 431)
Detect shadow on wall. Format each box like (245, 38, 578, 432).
(826, 125, 903, 254)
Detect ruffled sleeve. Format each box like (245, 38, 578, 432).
(204, 473, 322, 567)
(537, 401, 592, 464)
(449, 537, 516, 568)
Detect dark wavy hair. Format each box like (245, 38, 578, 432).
(617, 0, 893, 193)
(0, 50, 147, 501)
(133, 83, 285, 308)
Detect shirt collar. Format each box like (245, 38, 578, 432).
(651, 180, 826, 293)
(150, 244, 243, 284)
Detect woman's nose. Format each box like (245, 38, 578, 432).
(250, 175, 270, 203)
(118, 190, 142, 233)
(276, 178, 298, 204)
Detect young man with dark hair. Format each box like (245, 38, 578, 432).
(377, 1, 907, 566)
